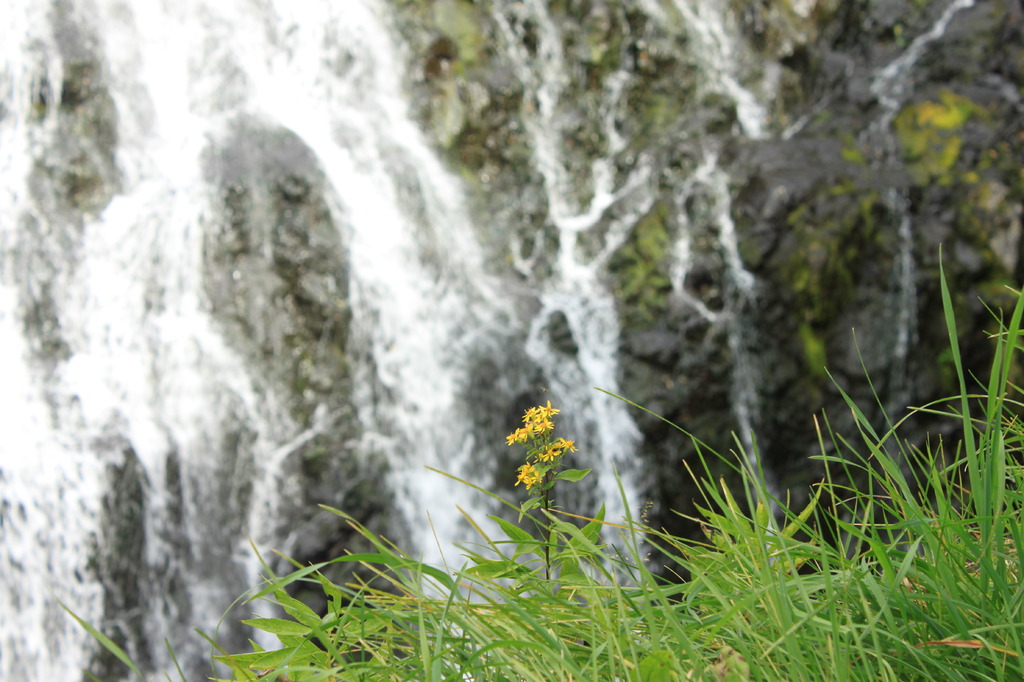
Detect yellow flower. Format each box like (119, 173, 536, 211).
(537, 400, 560, 421)
(505, 425, 533, 446)
(535, 444, 561, 462)
(523, 401, 560, 426)
(532, 419, 555, 435)
(555, 438, 577, 453)
(515, 462, 542, 490)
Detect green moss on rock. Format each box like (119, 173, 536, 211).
(610, 201, 673, 327)
(797, 322, 827, 378)
(894, 90, 981, 186)
(430, 0, 486, 72)
(780, 188, 888, 326)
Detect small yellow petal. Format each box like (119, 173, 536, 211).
(557, 438, 577, 453)
(535, 445, 560, 462)
(515, 462, 542, 489)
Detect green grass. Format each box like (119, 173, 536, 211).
(72, 271, 1024, 681)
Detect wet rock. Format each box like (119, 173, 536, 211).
(273, 427, 394, 613)
(202, 116, 352, 428)
(86, 426, 152, 681)
(15, 3, 119, 396)
(385, 0, 1024, 544)
(32, 2, 120, 217)
(547, 310, 580, 356)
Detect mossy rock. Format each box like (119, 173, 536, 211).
(610, 201, 674, 328)
(28, 54, 120, 216)
(430, 0, 486, 72)
(202, 118, 352, 426)
(797, 321, 828, 379)
(778, 186, 892, 326)
(894, 89, 981, 186)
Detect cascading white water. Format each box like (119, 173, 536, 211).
(0, 6, 100, 679)
(0, 0, 300, 676)
(0, 0, 512, 677)
(289, 1, 515, 567)
(670, 0, 771, 141)
(0, 300, 106, 679)
(652, 1, 773, 485)
(867, 0, 977, 395)
(671, 154, 764, 469)
(870, 0, 977, 131)
(490, 0, 659, 520)
(491, 0, 777, 500)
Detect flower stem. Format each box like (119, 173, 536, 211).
(542, 471, 553, 581)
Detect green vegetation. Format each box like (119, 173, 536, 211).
(610, 201, 674, 327)
(69, 269, 1024, 680)
(894, 89, 981, 186)
(781, 186, 888, 327)
(797, 321, 827, 378)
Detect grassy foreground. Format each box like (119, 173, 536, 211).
(76, 272, 1024, 681)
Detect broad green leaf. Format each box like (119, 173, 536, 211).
(241, 618, 312, 637)
(694, 503, 738, 536)
(754, 501, 770, 529)
(216, 639, 323, 670)
(491, 515, 534, 544)
(465, 559, 521, 579)
(551, 520, 602, 556)
(273, 592, 324, 629)
(719, 478, 742, 516)
(556, 555, 585, 583)
(510, 538, 542, 560)
(554, 468, 591, 482)
(518, 495, 543, 520)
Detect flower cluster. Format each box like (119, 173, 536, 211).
(507, 401, 577, 491)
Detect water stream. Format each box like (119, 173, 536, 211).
(867, 0, 977, 403)
(0, 0, 512, 676)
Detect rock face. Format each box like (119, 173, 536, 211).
(388, 0, 1024, 537)
(202, 118, 352, 430)
(17, 0, 119, 381)
(200, 117, 394, 613)
(730, 0, 1024, 498)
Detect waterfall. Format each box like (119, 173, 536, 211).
(669, 0, 770, 140)
(684, 156, 764, 468)
(489, 0, 653, 519)
(652, 0, 773, 487)
(1, 6, 109, 677)
(322, 3, 515, 567)
(0, 0, 513, 677)
(870, 0, 978, 130)
(1, 0, 297, 676)
(866, 0, 977, 401)
(0, 0, 996, 678)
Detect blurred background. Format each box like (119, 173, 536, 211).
(1, 0, 1021, 678)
